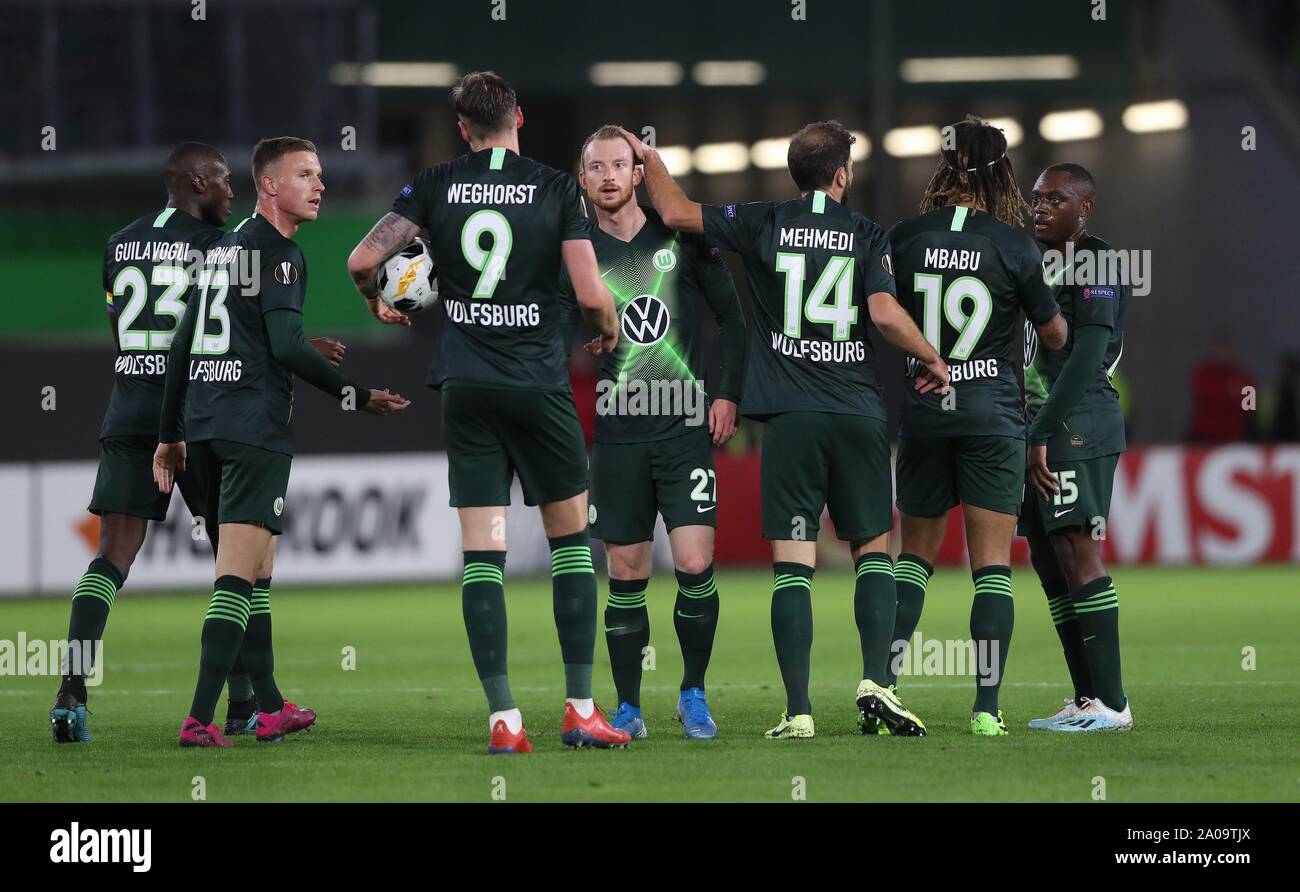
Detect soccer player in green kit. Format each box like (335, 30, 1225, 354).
(155, 137, 409, 747)
(49, 143, 346, 743)
(887, 117, 1067, 736)
(49, 143, 233, 744)
(1020, 163, 1133, 732)
(564, 126, 747, 740)
(618, 122, 949, 739)
(347, 73, 627, 753)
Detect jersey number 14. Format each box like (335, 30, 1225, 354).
(775, 253, 858, 341)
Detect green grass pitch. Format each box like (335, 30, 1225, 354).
(1, 566, 1296, 802)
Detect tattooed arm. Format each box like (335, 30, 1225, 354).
(347, 211, 421, 326)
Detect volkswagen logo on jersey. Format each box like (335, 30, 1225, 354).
(1024, 320, 1039, 369)
(621, 294, 671, 346)
(652, 248, 676, 272)
(273, 261, 299, 286)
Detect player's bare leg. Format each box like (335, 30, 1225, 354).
(667, 525, 720, 738)
(51, 512, 148, 743)
(604, 540, 653, 738)
(179, 522, 272, 747)
(964, 505, 1017, 735)
(539, 493, 629, 748)
(456, 506, 529, 752)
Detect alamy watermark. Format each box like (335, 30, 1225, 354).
(1041, 242, 1151, 296)
(890, 632, 1001, 685)
(595, 375, 706, 426)
(1, 634, 102, 685)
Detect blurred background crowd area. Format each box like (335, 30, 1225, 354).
(2, 0, 1298, 460)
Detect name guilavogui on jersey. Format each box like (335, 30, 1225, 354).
(701, 190, 896, 420)
(181, 214, 308, 456)
(560, 206, 744, 444)
(890, 205, 1060, 438)
(1025, 233, 1129, 460)
(101, 207, 222, 439)
(391, 146, 592, 393)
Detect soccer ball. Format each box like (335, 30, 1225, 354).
(377, 238, 439, 313)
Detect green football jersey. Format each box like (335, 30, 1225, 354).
(180, 214, 308, 456)
(1025, 234, 1128, 460)
(890, 205, 1060, 438)
(100, 207, 222, 439)
(560, 207, 745, 444)
(702, 190, 897, 420)
(391, 146, 592, 392)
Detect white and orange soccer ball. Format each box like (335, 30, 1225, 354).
(377, 237, 439, 313)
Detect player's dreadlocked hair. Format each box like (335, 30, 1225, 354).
(919, 115, 1030, 229)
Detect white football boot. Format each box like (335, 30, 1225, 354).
(1043, 696, 1133, 732)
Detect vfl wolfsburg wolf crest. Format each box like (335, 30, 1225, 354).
(621, 294, 671, 346)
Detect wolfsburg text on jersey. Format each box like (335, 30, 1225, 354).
(770, 332, 867, 362)
(189, 359, 243, 382)
(443, 298, 540, 327)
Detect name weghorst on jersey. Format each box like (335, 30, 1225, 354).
(391, 146, 593, 393)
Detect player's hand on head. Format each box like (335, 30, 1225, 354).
(309, 337, 347, 367)
(152, 442, 186, 493)
(367, 297, 411, 327)
(709, 398, 739, 445)
(617, 128, 648, 163)
(363, 388, 411, 416)
(1028, 444, 1059, 502)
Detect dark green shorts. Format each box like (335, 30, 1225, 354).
(761, 411, 892, 542)
(186, 439, 292, 535)
(441, 384, 588, 508)
(89, 435, 210, 523)
(896, 435, 1026, 518)
(1017, 453, 1119, 537)
(590, 429, 716, 543)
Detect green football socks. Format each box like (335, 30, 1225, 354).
(61, 557, 124, 698)
(241, 577, 283, 714)
(1072, 575, 1126, 711)
(188, 575, 252, 726)
(888, 553, 933, 687)
(1046, 585, 1093, 704)
(605, 577, 649, 707)
(771, 562, 814, 716)
(673, 565, 719, 691)
(854, 552, 896, 684)
(461, 551, 513, 713)
(970, 565, 1014, 715)
(550, 531, 597, 700)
